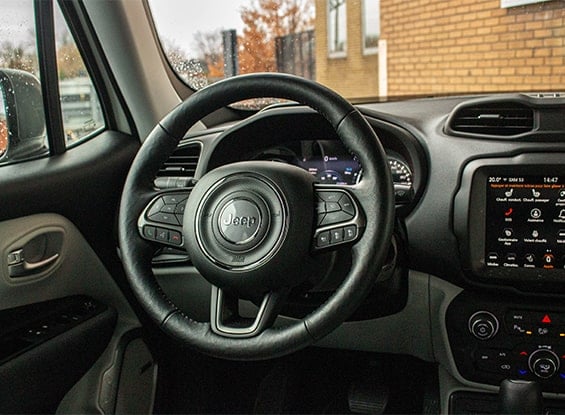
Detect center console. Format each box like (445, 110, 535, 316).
(448, 153, 565, 392)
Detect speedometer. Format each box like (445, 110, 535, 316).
(388, 157, 412, 186)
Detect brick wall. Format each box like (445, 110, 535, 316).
(315, 0, 380, 99)
(382, 0, 564, 97)
(316, 0, 565, 99)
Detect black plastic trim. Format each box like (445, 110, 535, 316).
(35, 0, 66, 155)
(0, 296, 117, 414)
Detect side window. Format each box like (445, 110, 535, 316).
(0, 0, 48, 164)
(55, 3, 103, 146)
(0, 1, 104, 166)
(362, 0, 379, 55)
(328, 0, 347, 57)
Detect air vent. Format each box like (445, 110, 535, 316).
(157, 143, 201, 178)
(447, 102, 534, 137)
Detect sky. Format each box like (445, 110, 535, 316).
(148, 0, 248, 56)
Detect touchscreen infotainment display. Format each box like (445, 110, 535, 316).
(485, 175, 565, 271)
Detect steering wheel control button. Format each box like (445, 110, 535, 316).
(344, 225, 357, 241)
(468, 311, 499, 341)
(315, 190, 357, 227)
(316, 231, 330, 247)
(338, 194, 355, 215)
(143, 226, 156, 239)
(168, 230, 183, 246)
(156, 228, 169, 242)
(163, 194, 188, 205)
(320, 210, 352, 226)
(142, 224, 183, 246)
(529, 350, 560, 379)
(147, 199, 165, 217)
(325, 202, 340, 213)
(149, 212, 179, 225)
(144, 193, 190, 226)
(318, 191, 342, 203)
(218, 198, 262, 245)
(330, 228, 344, 243)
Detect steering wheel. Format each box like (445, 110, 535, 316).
(118, 73, 394, 361)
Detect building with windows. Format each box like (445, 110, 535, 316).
(315, 0, 565, 100)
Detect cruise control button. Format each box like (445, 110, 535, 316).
(338, 194, 355, 215)
(343, 225, 357, 241)
(316, 231, 330, 247)
(321, 210, 353, 226)
(326, 202, 340, 213)
(163, 194, 188, 205)
(175, 202, 186, 214)
(318, 192, 342, 203)
(160, 205, 176, 214)
(330, 228, 344, 243)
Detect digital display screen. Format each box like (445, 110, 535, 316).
(298, 155, 361, 185)
(485, 176, 565, 271)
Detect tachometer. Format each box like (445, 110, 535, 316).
(388, 157, 412, 186)
(388, 156, 414, 204)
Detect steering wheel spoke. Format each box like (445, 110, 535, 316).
(137, 190, 191, 248)
(210, 286, 287, 339)
(312, 184, 366, 251)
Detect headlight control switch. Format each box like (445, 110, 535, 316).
(468, 311, 499, 340)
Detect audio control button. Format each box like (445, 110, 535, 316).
(469, 311, 499, 341)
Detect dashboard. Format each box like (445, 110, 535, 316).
(153, 93, 565, 411)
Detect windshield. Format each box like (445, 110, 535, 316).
(148, 0, 565, 104)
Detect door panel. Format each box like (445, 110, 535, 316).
(0, 131, 154, 413)
(0, 213, 145, 413)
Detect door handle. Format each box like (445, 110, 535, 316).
(7, 248, 59, 278)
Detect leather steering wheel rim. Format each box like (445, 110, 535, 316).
(118, 73, 394, 360)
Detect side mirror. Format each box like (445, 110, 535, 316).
(0, 68, 47, 163)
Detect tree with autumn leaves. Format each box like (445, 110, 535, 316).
(238, 0, 314, 74)
(194, 0, 314, 78)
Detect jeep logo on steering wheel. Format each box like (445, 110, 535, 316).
(218, 198, 262, 245)
(222, 213, 257, 228)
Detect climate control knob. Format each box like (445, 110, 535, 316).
(468, 311, 499, 340)
(528, 349, 560, 379)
